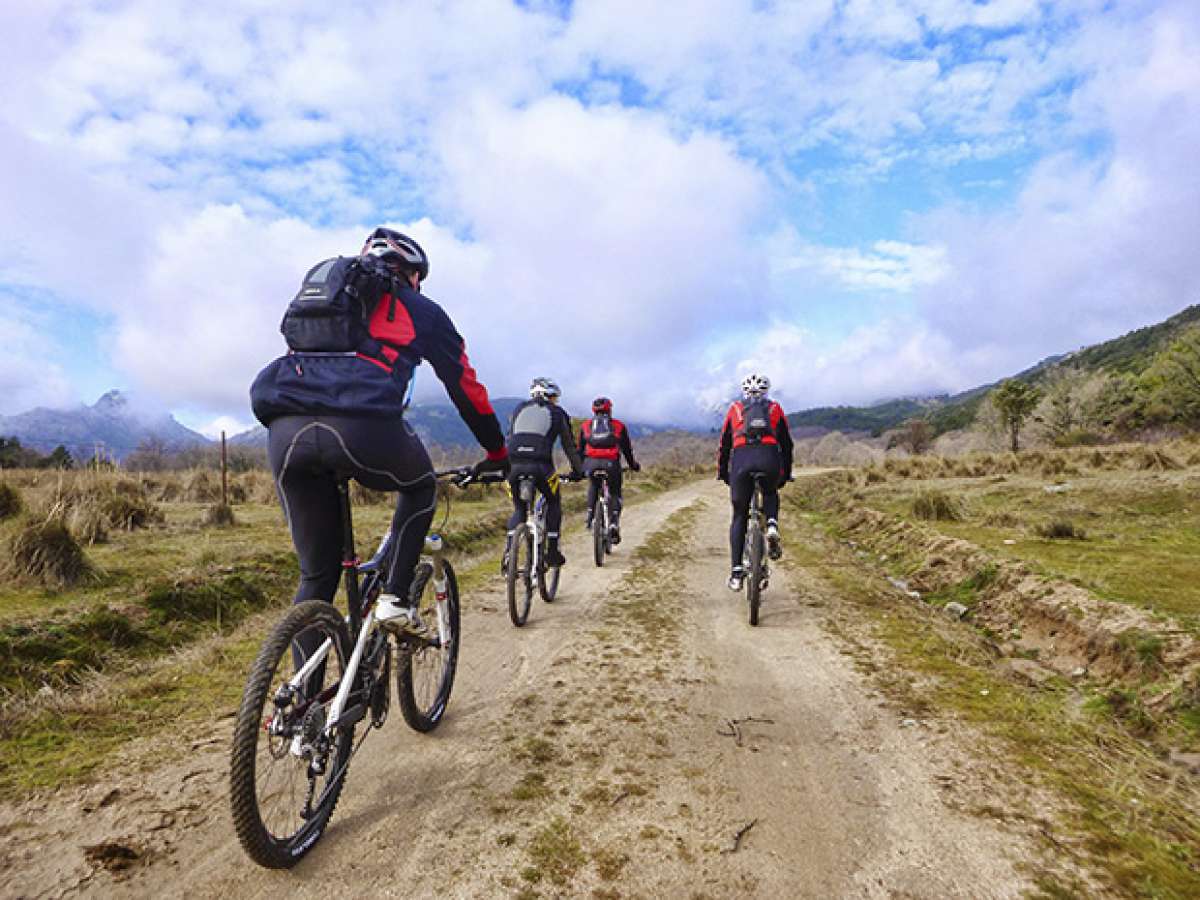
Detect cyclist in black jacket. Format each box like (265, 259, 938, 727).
(505, 377, 584, 567)
(250, 228, 509, 632)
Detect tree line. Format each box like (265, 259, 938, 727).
(0, 438, 75, 469)
(888, 324, 1200, 454)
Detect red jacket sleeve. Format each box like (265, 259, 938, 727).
(421, 307, 506, 458)
(717, 405, 735, 475)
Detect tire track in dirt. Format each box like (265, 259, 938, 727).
(0, 479, 709, 900)
(686, 479, 1036, 898)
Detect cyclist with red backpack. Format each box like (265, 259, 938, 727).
(717, 374, 794, 591)
(579, 397, 640, 545)
(250, 228, 509, 633)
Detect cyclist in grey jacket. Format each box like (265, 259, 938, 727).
(505, 377, 584, 567)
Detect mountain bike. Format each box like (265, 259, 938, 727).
(230, 466, 500, 869)
(589, 468, 618, 567)
(505, 472, 563, 626)
(743, 473, 771, 627)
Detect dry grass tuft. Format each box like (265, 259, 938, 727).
(239, 470, 277, 504)
(203, 503, 236, 528)
(5, 515, 94, 587)
(0, 483, 23, 521)
(1035, 519, 1087, 540)
(64, 504, 109, 545)
(100, 491, 164, 530)
(1135, 447, 1183, 471)
(911, 489, 965, 522)
(181, 469, 221, 503)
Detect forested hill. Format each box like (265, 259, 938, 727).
(786, 303, 1200, 437)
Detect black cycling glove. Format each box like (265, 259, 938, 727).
(473, 456, 510, 479)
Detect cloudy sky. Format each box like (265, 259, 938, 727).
(2, 0, 1198, 435)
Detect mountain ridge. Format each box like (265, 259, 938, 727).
(0, 391, 210, 462)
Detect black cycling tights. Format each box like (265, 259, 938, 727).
(584, 457, 623, 515)
(506, 462, 562, 545)
(728, 445, 781, 568)
(269, 415, 436, 606)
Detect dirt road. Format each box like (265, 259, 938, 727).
(1, 477, 1036, 898)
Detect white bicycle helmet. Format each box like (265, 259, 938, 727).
(530, 377, 561, 401)
(741, 373, 771, 398)
(360, 227, 430, 282)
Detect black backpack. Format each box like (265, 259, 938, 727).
(588, 414, 618, 449)
(280, 257, 385, 352)
(741, 397, 776, 444)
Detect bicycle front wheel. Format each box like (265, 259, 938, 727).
(230, 601, 354, 868)
(507, 524, 534, 626)
(747, 524, 763, 627)
(397, 560, 460, 732)
(538, 549, 560, 602)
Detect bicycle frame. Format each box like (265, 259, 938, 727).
(594, 471, 611, 532)
(514, 473, 555, 567)
(284, 476, 457, 736)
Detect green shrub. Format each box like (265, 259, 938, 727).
(1116, 628, 1164, 673)
(1098, 687, 1157, 737)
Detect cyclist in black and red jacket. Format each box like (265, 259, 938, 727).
(579, 397, 640, 544)
(717, 373, 794, 591)
(251, 227, 509, 632)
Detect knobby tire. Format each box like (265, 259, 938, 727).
(397, 560, 461, 732)
(747, 523, 763, 627)
(508, 524, 534, 626)
(230, 601, 353, 868)
(538, 543, 560, 602)
(592, 501, 606, 567)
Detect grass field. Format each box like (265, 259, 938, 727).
(0, 463, 702, 798)
(784, 448, 1200, 898)
(851, 467, 1200, 634)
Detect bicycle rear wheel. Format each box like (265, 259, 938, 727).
(592, 503, 606, 567)
(397, 560, 460, 732)
(230, 601, 354, 868)
(507, 524, 534, 626)
(747, 523, 763, 627)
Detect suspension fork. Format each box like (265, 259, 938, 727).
(426, 534, 452, 646)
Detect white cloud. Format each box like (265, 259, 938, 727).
(772, 233, 949, 293)
(189, 414, 257, 441)
(913, 2, 1200, 381)
(0, 303, 74, 416)
(695, 318, 966, 415)
(2, 0, 1198, 430)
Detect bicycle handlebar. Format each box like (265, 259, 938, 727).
(434, 466, 507, 488)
